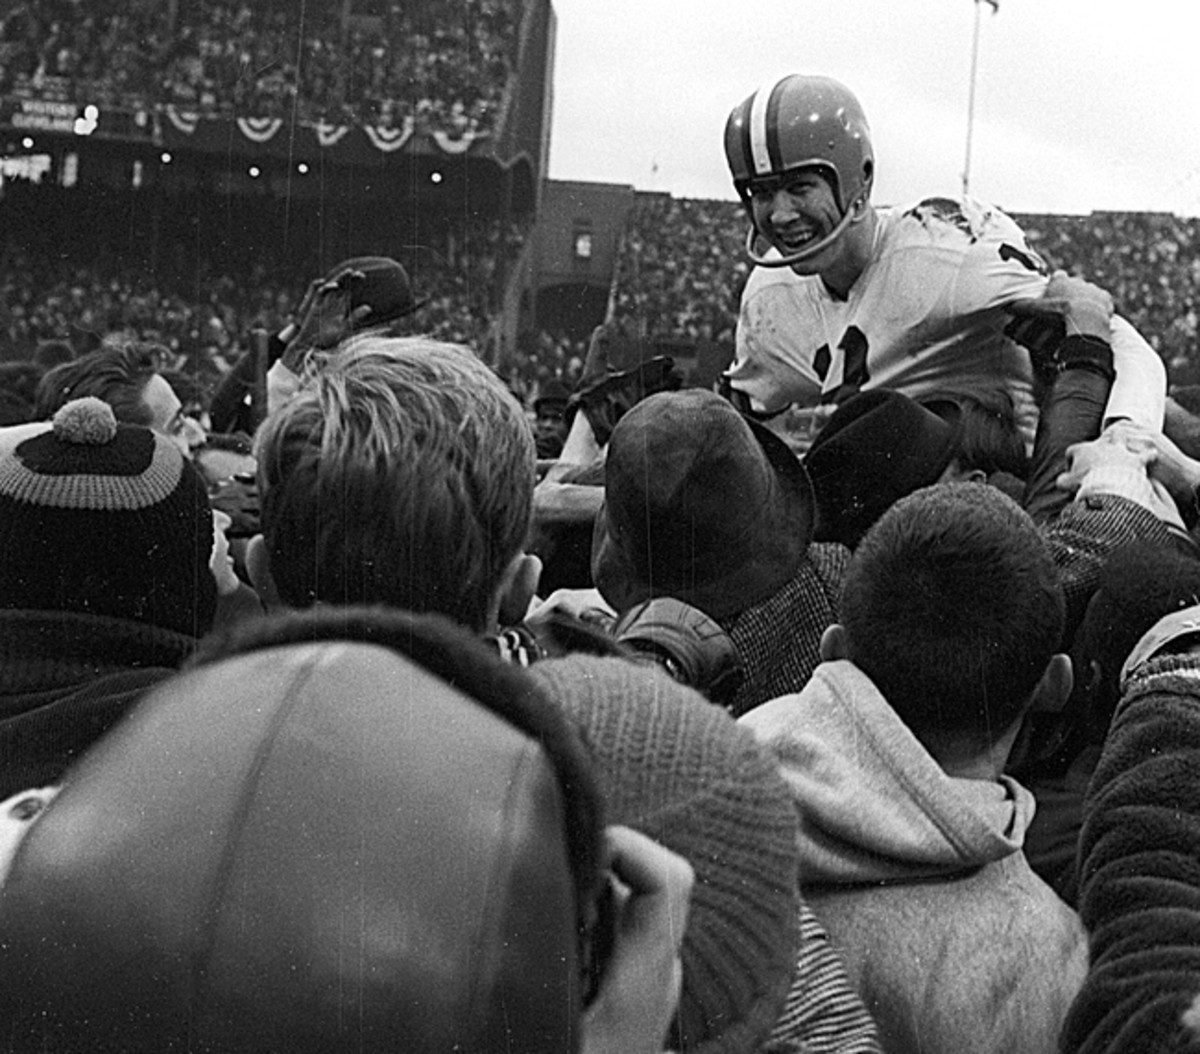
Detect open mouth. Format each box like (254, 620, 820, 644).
(777, 227, 819, 251)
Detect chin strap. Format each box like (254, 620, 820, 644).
(743, 193, 864, 269)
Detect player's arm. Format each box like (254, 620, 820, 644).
(1106, 315, 1166, 430)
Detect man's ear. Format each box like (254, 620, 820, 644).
(1029, 653, 1074, 713)
(496, 552, 543, 628)
(245, 534, 285, 612)
(819, 623, 850, 662)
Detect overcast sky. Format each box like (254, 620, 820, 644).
(546, 0, 1200, 217)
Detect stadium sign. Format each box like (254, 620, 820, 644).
(7, 99, 77, 134)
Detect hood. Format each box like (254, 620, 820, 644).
(740, 660, 1034, 885)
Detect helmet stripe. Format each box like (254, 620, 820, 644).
(736, 97, 755, 182)
(747, 83, 774, 176)
(764, 77, 787, 174)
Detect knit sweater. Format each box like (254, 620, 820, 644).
(1060, 656, 1200, 1054)
(0, 609, 195, 798)
(743, 660, 1089, 1054)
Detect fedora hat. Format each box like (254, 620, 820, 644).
(593, 389, 814, 620)
(803, 389, 962, 549)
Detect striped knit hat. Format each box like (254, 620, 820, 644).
(529, 654, 801, 1054)
(0, 397, 216, 637)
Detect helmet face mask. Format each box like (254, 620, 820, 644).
(725, 74, 875, 268)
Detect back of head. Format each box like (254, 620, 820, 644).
(0, 398, 215, 637)
(255, 337, 535, 630)
(531, 653, 801, 1054)
(804, 390, 961, 549)
(593, 388, 814, 619)
(920, 389, 1027, 481)
(35, 342, 164, 425)
(0, 607, 604, 1053)
(841, 482, 1064, 746)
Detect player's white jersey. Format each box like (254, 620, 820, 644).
(729, 196, 1163, 440)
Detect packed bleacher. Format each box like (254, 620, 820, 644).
(0, 0, 517, 135)
(0, 210, 526, 387)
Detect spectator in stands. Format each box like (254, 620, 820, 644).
(0, 604, 693, 1054)
(742, 482, 1088, 1053)
(721, 74, 1165, 448)
(0, 396, 215, 800)
(248, 335, 882, 1052)
(0, 0, 517, 137)
(533, 377, 571, 459)
(35, 341, 199, 456)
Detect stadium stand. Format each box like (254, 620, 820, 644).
(0, 0, 517, 137)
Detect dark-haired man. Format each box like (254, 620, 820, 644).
(36, 341, 200, 456)
(743, 483, 1087, 1054)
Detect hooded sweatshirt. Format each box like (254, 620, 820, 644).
(741, 660, 1088, 1054)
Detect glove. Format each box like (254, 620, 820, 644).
(1004, 270, 1114, 382)
(565, 356, 684, 447)
(613, 597, 743, 707)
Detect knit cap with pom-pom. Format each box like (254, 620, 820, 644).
(0, 397, 216, 637)
(52, 396, 118, 445)
(528, 654, 802, 1054)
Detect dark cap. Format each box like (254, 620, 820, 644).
(324, 256, 421, 328)
(593, 389, 814, 619)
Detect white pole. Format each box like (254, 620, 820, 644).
(962, 0, 984, 197)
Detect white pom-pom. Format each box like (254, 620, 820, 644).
(52, 397, 118, 445)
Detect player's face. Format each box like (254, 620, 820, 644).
(749, 168, 842, 265)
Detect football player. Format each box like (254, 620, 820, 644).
(721, 74, 1164, 445)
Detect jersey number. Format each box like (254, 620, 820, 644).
(814, 326, 870, 404)
(999, 242, 1046, 274)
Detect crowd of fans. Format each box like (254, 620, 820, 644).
(0, 0, 517, 135)
(3, 197, 1198, 415)
(1014, 209, 1200, 379)
(610, 194, 748, 346)
(1, 262, 1199, 1050)
(0, 208, 526, 393)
